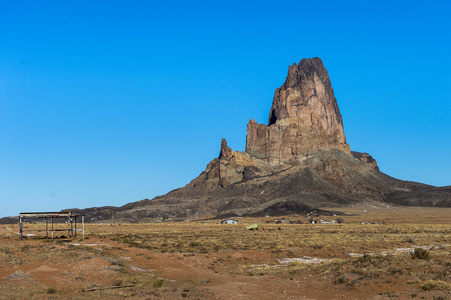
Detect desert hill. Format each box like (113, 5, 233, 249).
(1, 57, 449, 224)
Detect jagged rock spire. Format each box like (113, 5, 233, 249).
(219, 138, 232, 159)
(246, 57, 349, 165)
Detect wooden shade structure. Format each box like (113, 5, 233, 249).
(19, 212, 83, 240)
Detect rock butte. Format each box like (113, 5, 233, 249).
(215, 57, 355, 187)
(94, 57, 451, 220)
(134, 57, 448, 219)
(3, 57, 448, 223)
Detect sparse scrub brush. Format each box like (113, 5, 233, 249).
(46, 287, 57, 294)
(356, 254, 373, 265)
(421, 280, 450, 291)
(112, 279, 122, 286)
(152, 278, 165, 288)
(411, 248, 431, 259)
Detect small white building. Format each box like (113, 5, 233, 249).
(221, 219, 238, 224)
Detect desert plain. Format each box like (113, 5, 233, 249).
(1, 203, 450, 299)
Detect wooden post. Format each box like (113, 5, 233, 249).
(51, 217, 54, 239)
(46, 217, 48, 238)
(82, 215, 85, 239)
(19, 216, 23, 240)
(74, 216, 77, 238)
(70, 217, 73, 237)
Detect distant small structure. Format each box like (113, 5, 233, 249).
(320, 219, 336, 224)
(274, 219, 290, 224)
(221, 219, 238, 224)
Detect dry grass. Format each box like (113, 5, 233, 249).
(421, 280, 451, 291)
(1, 206, 450, 299)
(102, 221, 450, 256)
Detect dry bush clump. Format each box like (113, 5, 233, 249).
(46, 287, 58, 294)
(411, 247, 431, 259)
(421, 280, 451, 291)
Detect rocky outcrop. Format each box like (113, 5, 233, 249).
(206, 58, 358, 188)
(351, 151, 379, 171)
(206, 138, 265, 188)
(3, 57, 446, 224)
(150, 57, 448, 217)
(246, 57, 350, 165)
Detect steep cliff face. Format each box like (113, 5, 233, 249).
(246, 57, 349, 165)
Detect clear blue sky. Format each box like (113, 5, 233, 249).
(1, 1, 450, 218)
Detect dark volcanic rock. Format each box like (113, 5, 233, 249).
(257, 201, 342, 217)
